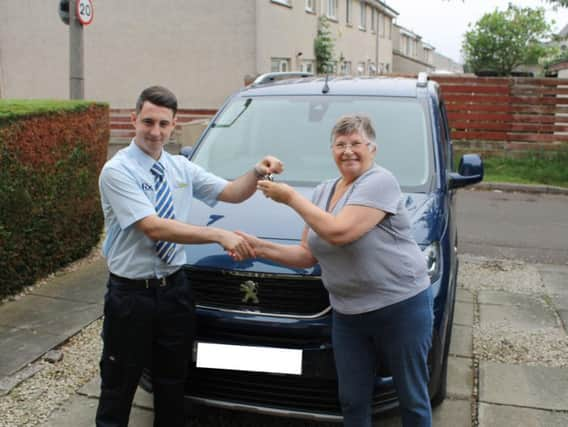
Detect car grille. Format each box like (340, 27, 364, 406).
(185, 368, 398, 415)
(186, 267, 330, 316)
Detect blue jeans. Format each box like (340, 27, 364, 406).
(332, 287, 434, 427)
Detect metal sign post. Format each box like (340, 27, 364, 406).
(69, 0, 93, 99)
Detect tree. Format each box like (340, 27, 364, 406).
(462, 4, 553, 76)
(314, 16, 335, 74)
(547, 0, 568, 6)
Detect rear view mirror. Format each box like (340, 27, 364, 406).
(449, 154, 483, 189)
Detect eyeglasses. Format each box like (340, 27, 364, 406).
(331, 141, 370, 152)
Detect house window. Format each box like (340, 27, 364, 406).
(271, 57, 291, 72)
(359, 2, 366, 30)
(326, 0, 338, 19)
(357, 62, 366, 75)
(369, 63, 377, 75)
(371, 9, 376, 32)
(387, 17, 392, 39)
(346, 0, 352, 24)
(340, 61, 352, 75)
(305, 0, 315, 12)
(301, 60, 315, 73)
(380, 13, 385, 37)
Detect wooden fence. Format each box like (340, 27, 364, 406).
(433, 75, 568, 156)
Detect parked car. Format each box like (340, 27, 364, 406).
(143, 72, 483, 422)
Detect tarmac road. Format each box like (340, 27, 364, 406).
(457, 190, 568, 265)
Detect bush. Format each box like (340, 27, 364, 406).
(0, 101, 109, 297)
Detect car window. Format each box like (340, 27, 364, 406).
(191, 95, 434, 192)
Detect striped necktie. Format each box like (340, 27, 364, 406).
(150, 161, 177, 264)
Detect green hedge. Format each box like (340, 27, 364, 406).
(0, 100, 109, 298)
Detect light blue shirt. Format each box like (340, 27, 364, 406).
(99, 141, 228, 279)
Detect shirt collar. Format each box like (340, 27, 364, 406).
(127, 139, 167, 172)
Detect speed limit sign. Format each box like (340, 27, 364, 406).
(76, 0, 94, 26)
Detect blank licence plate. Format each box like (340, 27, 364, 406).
(196, 342, 302, 375)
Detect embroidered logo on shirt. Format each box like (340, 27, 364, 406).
(176, 181, 189, 188)
(141, 183, 152, 191)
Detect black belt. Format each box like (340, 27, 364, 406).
(110, 269, 183, 289)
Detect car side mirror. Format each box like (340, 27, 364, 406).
(180, 146, 193, 159)
(449, 154, 484, 189)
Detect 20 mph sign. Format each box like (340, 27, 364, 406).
(76, 0, 93, 26)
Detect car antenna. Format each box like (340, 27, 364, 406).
(322, 73, 330, 94)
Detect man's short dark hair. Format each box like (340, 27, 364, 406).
(136, 86, 178, 116)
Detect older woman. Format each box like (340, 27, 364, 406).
(238, 114, 433, 427)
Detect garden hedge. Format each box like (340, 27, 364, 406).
(0, 100, 109, 298)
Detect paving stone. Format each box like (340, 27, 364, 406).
(550, 294, 568, 311)
(432, 398, 472, 427)
(31, 259, 108, 304)
(449, 324, 472, 358)
(454, 301, 474, 327)
(455, 288, 474, 303)
(479, 300, 557, 330)
(447, 356, 473, 400)
(0, 327, 62, 377)
(479, 362, 568, 410)
(538, 267, 568, 296)
(478, 290, 543, 307)
(0, 364, 44, 396)
(42, 394, 154, 427)
(478, 402, 568, 427)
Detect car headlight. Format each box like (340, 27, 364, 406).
(422, 242, 441, 283)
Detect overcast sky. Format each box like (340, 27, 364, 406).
(387, 0, 568, 63)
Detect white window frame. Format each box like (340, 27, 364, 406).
(271, 57, 291, 72)
(340, 61, 352, 75)
(305, 0, 315, 12)
(326, 0, 338, 19)
(359, 2, 366, 30)
(346, 0, 352, 24)
(301, 60, 315, 73)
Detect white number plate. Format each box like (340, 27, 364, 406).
(196, 342, 302, 375)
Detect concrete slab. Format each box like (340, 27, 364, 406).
(449, 325, 473, 358)
(454, 301, 474, 327)
(447, 356, 473, 400)
(550, 294, 568, 311)
(0, 327, 63, 377)
(41, 394, 154, 427)
(478, 402, 568, 427)
(456, 288, 474, 304)
(432, 398, 472, 427)
(479, 299, 557, 330)
(478, 290, 543, 307)
(537, 267, 568, 296)
(479, 361, 568, 410)
(31, 259, 108, 304)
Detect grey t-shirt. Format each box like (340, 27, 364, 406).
(307, 165, 430, 315)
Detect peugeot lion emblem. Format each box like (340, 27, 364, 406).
(240, 280, 259, 304)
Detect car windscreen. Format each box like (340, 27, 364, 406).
(191, 95, 434, 192)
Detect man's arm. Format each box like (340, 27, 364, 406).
(217, 155, 283, 203)
(136, 215, 254, 259)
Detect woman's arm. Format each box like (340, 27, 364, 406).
(236, 227, 318, 269)
(257, 181, 385, 246)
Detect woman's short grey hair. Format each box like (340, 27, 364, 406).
(331, 114, 377, 147)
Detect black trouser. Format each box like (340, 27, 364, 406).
(95, 270, 195, 427)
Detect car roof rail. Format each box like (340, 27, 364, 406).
(253, 72, 314, 85)
(417, 72, 429, 88)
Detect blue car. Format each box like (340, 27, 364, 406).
(168, 73, 482, 421)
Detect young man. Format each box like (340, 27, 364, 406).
(96, 85, 282, 426)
